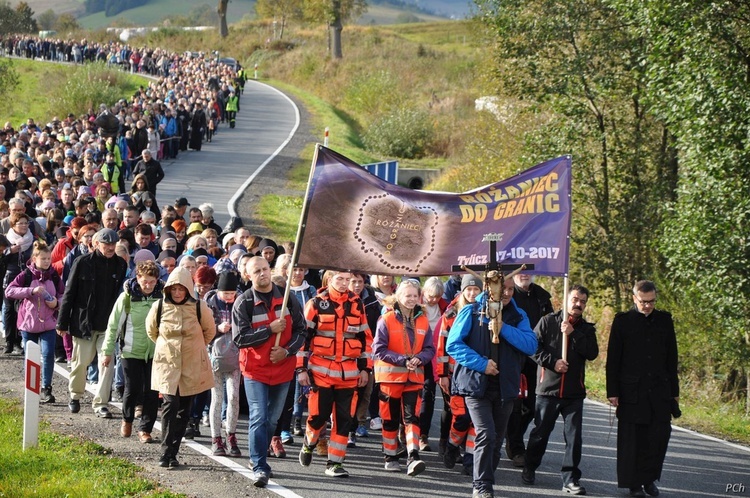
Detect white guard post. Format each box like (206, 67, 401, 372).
(23, 341, 41, 450)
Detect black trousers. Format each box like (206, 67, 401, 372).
(161, 391, 194, 458)
(505, 358, 537, 456)
(525, 396, 584, 486)
(121, 357, 159, 432)
(419, 362, 436, 436)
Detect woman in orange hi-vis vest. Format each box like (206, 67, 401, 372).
(373, 279, 435, 477)
(436, 274, 483, 475)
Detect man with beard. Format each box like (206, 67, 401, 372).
(189, 102, 207, 151)
(522, 284, 599, 496)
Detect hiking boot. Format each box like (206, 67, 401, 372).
(270, 436, 286, 458)
(419, 435, 432, 452)
(292, 417, 303, 436)
(40, 386, 55, 404)
(325, 463, 349, 477)
(120, 420, 132, 438)
(316, 437, 328, 456)
(68, 399, 80, 413)
(227, 433, 241, 457)
(212, 436, 227, 456)
(355, 424, 369, 438)
(443, 443, 459, 469)
(280, 430, 294, 445)
(347, 432, 357, 448)
(384, 459, 401, 472)
(299, 444, 313, 467)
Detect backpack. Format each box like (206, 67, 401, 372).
(211, 330, 239, 373)
(155, 297, 201, 328)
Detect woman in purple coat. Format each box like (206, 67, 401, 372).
(5, 240, 64, 402)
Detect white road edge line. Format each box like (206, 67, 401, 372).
(53, 363, 304, 497)
(227, 80, 302, 218)
(586, 398, 750, 453)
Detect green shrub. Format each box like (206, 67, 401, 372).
(342, 70, 404, 120)
(364, 107, 434, 159)
(49, 63, 136, 117)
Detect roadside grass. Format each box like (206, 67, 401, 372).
(585, 367, 750, 445)
(0, 397, 182, 498)
(0, 59, 147, 127)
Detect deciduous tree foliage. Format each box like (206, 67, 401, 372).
(255, 0, 304, 40)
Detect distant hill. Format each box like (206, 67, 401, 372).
(24, 0, 472, 30)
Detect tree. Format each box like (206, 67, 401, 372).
(304, 0, 367, 59)
(255, 0, 303, 40)
(0, 1, 18, 36)
(15, 2, 37, 33)
(54, 13, 80, 33)
(217, 0, 228, 38)
(612, 0, 750, 412)
(37, 9, 57, 30)
(475, 0, 674, 308)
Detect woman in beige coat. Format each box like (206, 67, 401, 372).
(147, 266, 216, 469)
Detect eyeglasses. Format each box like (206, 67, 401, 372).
(635, 297, 656, 306)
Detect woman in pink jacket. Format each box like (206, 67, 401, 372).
(5, 240, 64, 403)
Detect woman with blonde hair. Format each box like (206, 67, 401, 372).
(372, 279, 435, 476)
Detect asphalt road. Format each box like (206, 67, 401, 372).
(152, 78, 300, 230)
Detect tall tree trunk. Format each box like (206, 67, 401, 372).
(330, 0, 343, 59)
(218, 0, 228, 38)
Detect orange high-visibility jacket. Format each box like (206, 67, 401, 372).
(374, 311, 429, 385)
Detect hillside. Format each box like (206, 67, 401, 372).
(22, 0, 464, 30)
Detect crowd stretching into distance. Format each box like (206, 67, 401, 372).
(0, 38, 679, 498)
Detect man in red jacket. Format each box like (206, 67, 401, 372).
(232, 256, 306, 488)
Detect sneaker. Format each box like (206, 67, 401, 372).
(159, 454, 170, 468)
(94, 407, 112, 419)
(227, 433, 242, 457)
(407, 457, 426, 477)
(325, 463, 349, 477)
(68, 399, 80, 413)
(120, 421, 132, 438)
(12, 345, 24, 355)
(184, 422, 196, 440)
(55, 355, 67, 363)
(270, 436, 286, 458)
(472, 490, 494, 498)
(252, 470, 269, 488)
(443, 443, 459, 469)
(168, 457, 180, 469)
(299, 445, 313, 467)
(212, 437, 227, 456)
(384, 460, 401, 472)
(201, 414, 210, 427)
(40, 386, 55, 404)
(419, 435, 432, 452)
(355, 424, 369, 438)
(280, 430, 294, 445)
(562, 481, 587, 495)
(114, 385, 124, 402)
(370, 417, 383, 430)
(347, 432, 357, 448)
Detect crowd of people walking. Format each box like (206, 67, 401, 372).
(1, 36, 680, 498)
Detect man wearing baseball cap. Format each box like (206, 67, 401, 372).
(57, 228, 128, 417)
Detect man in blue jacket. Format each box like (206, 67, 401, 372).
(446, 275, 537, 498)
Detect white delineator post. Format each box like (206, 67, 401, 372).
(254, 63, 258, 80)
(324, 127, 329, 147)
(23, 341, 41, 450)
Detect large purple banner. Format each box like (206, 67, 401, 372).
(296, 146, 571, 277)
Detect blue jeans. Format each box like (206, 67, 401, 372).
(465, 390, 515, 495)
(21, 330, 56, 388)
(244, 377, 291, 473)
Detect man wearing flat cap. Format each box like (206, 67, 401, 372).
(57, 228, 128, 418)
